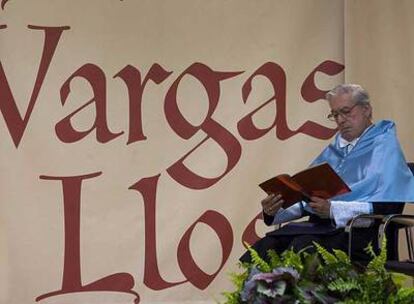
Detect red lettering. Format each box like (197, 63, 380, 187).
(129, 174, 233, 290)
(241, 212, 262, 247)
(297, 60, 344, 139)
(56, 64, 124, 143)
(238, 61, 339, 141)
(165, 63, 243, 189)
(0, 25, 69, 147)
(177, 210, 233, 289)
(129, 175, 186, 290)
(36, 172, 139, 303)
(114, 63, 172, 144)
(1, 1, 9, 10)
(238, 62, 289, 140)
(301, 60, 345, 103)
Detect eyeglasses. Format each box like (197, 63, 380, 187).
(327, 103, 361, 121)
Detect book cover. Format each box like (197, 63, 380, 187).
(258, 163, 351, 208)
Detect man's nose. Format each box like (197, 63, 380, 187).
(335, 114, 346, 125)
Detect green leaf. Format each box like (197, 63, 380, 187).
(267, 249, 282, 269)
(333, 249, 351, 264)
(313, 242, 338, 265)
(391, 272, 411, 289)
(393, 287, 414, 303)
(245, 243, 271, 272)
(328, 277, 361, 294)
(281, 248, 304, 272)
(363, 241, 376, 259)
(366, 237, 387, 272)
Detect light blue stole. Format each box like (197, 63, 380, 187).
(310, 120, 414, 203)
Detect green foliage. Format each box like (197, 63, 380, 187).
(332, 248, 351, 264)
(391, 272, 411, 289)
(222, 238, 414, 304)
(366, 236, 387, 272)
(221, 291, 240, 304)
(389, 287, 414, 304)
(313, 241, 338, 265)
(301, 252, 319, 280)
(313, 242, 357, 285)
(328, 277, 360, 295)
(229, 268, 249, 290)
(267, 249, 281, 269)
(246, 244, 271, 272)
(221, 265, 248, 304)
(281, 247, 304, 273)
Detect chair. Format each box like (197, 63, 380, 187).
(382, 213, 414, 275)
(347, 162, 414, 273)
(347, 202, 404, 261)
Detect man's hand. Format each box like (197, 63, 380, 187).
(261, 193, 284, 216)
(309, 196, 331, 218)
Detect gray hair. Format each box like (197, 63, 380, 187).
(326, 84, 370, 105)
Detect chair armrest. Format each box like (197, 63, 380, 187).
(345, 214, 385, 233)
(382, 214, 414, 261)
(346, 214, 386, 257)
(383, 214, 414, 229)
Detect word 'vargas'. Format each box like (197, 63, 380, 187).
(0, 25, 343, 303)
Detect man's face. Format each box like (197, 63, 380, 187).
(328, 93, 372, 141)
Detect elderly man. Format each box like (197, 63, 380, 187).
(240, 84, 414, 262)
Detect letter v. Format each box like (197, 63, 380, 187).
(0, 25, 69, 147)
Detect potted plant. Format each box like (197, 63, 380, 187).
(222, 238, 414, 303)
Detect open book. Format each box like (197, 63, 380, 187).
(258, 163, 351, 209)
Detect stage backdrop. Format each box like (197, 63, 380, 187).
(0, 0, 412, 303)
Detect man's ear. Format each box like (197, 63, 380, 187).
(364, 104, 373, 119)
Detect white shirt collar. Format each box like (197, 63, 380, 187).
(338, 136, 359, 148)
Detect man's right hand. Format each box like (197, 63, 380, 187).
(261, 193, 284, 216)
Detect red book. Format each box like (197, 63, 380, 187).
(258, 163, 351, 208)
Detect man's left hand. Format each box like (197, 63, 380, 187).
(309, 196, 331, 218)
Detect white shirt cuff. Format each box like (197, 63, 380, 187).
(330, 200, 373, 228)
(271, 202, 303, 225)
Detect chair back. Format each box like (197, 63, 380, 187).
(383, 162, 414, 259)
